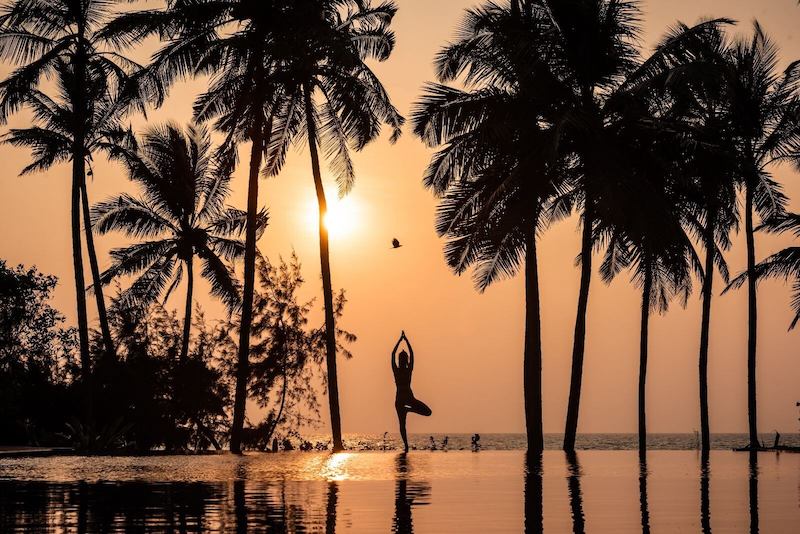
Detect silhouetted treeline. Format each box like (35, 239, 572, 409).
(0, 257, 352, 451)
(413, 0, 800, 454)
(0, 0, 798, 454)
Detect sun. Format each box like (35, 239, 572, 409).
(305, 195, 359, 237)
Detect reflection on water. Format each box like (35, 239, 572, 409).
(0, 451, 797, 532)
(565, 452, 585, 534)
(638, 457, 650, 534)
(326, 481, 338, 534)
(748, 451, 759, 534)
(701, 451, 711, 534)
(393, 453, 431, 534)
(523, 452, 543, 534)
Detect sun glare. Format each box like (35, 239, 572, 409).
(305, 195, 359, 237)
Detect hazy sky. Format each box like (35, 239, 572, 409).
(1, 0, 799, 435)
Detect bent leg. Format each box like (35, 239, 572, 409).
(405, 397, 432, 417)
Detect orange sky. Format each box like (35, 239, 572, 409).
(1, 0, 799, 435)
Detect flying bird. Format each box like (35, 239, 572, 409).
(392, 238, 402, 249)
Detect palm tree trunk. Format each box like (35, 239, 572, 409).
(180, 259, 194, 361)
(72, 153, 91, 403)
(71, 41, 91, 420)
(304, 84, 344, 452)
(230, 111, 269, 454)
(524, 225, 544, 452)
(699, 213, 716, 453)
(564, 207, 594, 452)
(80, 182, 114, 357)
(744, 185, 759, 449)
(638, 267, 652, 458)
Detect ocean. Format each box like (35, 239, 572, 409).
(329, 432, 800, 451)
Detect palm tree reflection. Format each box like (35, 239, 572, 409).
(393, 453, 431, 534)
(566, 452, 585, 534)
(700, 451, 711, 534)
(524, 452, 543, 534)
(234, 479, 247, 534)
(326, 481, 339, 534)
(748, 451, 759, 534)
(639, 456, 651, 534)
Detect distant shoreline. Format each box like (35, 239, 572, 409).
(4, 433, 798, 457)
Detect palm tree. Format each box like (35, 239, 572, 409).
(101, 0, 285, 452)
(637, 20, 739, 452)
(595, 151, 697, 456)
(0, 0, 152, 377)
(92, 122, 263, 362)
(2, 63, 139, 362)
(532, 0, 644, 452)
(249, 0, 404, 451)
(729, 214, 800, 329)
(411, 2, 566, 452)
(721, 23, 797, 449)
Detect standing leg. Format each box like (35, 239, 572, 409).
(396, 405, 409, 452)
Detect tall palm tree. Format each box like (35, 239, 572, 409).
(729, 214, 800, 330)
(92, 122, 263, 362)
(101, 0, 285, 452)
(532, 0, 644, 452)
(2, 62, 138, 361)
(637, 20, 739, 452)
(412, 2, 566, 452)
(594, 145, 697, 456)
(0, 0, 152, 377)
(721, 23, 797, 449)
(249, 0, 404, 451)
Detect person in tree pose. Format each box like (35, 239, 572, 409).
(392, 331, 432, 452)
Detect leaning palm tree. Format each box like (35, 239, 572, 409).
(721, 23, 797, 449)
(412, 2, 566, 452)
(0, 0, 153, 376)
(92, 122, 263, 362)
(729, 214, 800, 329)
(101, 0, 285, 452)
(251, 0, 404, 451)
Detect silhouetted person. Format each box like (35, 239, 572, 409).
(471, 433, 481, 452)
(392, 332, 432, 452)
(441, 436, 449, 451)
(429, 436, 437, 451)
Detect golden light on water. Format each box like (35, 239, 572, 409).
(304, 196, 359, 238)
(320, 452, 355, 481)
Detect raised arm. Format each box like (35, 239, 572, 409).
(405, 333, 414, 370)
(391, 333, 403, 371)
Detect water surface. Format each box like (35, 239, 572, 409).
(1, 450, 798, 532)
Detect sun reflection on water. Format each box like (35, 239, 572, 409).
(320, 452, 355, 481)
